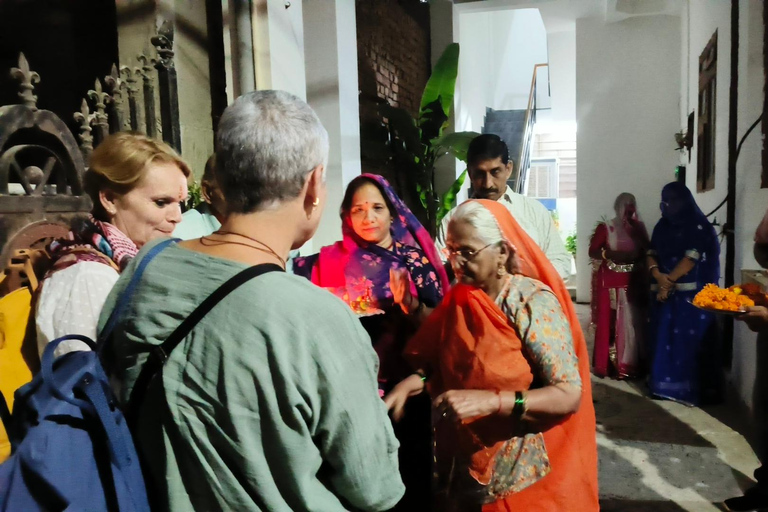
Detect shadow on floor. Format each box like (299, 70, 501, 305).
(593, 378, 712, 447)
(599, 499, 689, 511)
(593, 379, 752, 503)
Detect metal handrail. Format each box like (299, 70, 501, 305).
(514, 63, 548, 193)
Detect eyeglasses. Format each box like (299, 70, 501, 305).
(443, 243, 495, 262)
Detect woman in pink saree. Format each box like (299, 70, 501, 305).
(293, 173, 449, 511)
(588, 193, 649, 379)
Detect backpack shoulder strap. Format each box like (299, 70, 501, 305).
(97, 238, 177, 346)
(125, 263, 283, 420)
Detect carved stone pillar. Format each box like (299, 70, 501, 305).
(152, 21, 181, 152)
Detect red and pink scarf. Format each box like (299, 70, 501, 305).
(46, 216, 139, 277)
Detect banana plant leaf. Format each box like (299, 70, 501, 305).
(416, 183, 429, 210)
(419, 42, 460, 119)
(437, 169, 468, 222)
(432, 131, 481, 162)
(419, 98, 449, 144)
(380, 104, 422, 159)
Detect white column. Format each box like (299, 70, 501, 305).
(430, 0, 466, 201)
(303, 0, 362, 250)
(252, 0, 307, 100)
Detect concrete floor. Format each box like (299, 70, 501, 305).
(575, 304, 763, 511)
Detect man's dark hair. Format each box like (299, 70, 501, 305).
(467, 134, 510, 167)
(202, 154, 216, 183)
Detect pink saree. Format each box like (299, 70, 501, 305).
(589, 216, 647, 379)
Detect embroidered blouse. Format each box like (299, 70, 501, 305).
(486, 274, 582, 499)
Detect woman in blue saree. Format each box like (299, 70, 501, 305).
(646, 182, 721, 406)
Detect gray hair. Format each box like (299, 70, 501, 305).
(449, 201, 518, 273)
(215, 90, 329, 213)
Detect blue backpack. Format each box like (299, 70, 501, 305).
(0, 238, 279, 512)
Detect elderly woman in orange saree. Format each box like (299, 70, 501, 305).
(385, 200, 598, 511)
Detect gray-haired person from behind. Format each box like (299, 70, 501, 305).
(101, 90, 405, 511)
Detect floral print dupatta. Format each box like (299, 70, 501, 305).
(293, 174, 449, 310)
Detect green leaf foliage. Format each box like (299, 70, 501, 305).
(565, 232, 577, 256)
(185, 180, 203, 212)
(432, 131, 481, 162)
(418, 98, 449, 143)
(419, 191, 429, 210)
(379, 104, 422, 158)
(437, 169, 468, 222)
(420, 43, 460, 119)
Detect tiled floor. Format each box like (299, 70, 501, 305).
(575, 304, 762, 511)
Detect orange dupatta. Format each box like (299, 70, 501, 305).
(404, 199, 599, 511)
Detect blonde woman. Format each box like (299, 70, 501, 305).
(35, 132, 190, 356)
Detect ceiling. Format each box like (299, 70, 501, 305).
(453, 0, 683, 33)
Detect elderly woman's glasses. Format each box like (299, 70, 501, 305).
(443, 243, 494, 262)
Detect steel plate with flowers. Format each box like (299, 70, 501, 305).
(323, 285, 385, 317)
(690, 283, 758, 315)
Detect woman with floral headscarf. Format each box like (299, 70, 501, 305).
(293, 173, 449, 510)
(588, 192, 649, 379)
(385, 199, 598, 511)
(646, 182, 721, 406)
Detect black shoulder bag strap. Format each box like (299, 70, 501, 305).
(125, 263, 283, 423)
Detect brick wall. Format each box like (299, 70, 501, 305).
(356, 0, 431, 187)
(357, 0, 430, 114)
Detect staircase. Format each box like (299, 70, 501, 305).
(482, 108, 528, 190)
(481, 63, 549, 194)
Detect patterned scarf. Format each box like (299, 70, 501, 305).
(293, 174, 449, 309)
(46, 216, 139, 277)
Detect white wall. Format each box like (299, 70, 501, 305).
(456, 9, 548, 134)
(252, 0, 306, 100)
(556, 197, 577, 239)
(542, 28, 576, 130)
(170, 1, 215, 176)
(681, 0, 730, 219)
(575, 14, 682, 301)
(681, 0, 768, 413)
(303, 0, 362, 249)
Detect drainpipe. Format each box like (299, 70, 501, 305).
(723, 0, 739, 364)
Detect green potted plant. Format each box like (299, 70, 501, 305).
(565, 232, 577, 257)
(379, 43, 479, 236)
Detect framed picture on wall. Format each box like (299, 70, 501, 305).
(697, 31, 717, 193)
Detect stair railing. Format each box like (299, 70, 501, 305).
(514, 63, 548, 194)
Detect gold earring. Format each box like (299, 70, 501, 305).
(312, 198, 320, 208)
(497, 263, 507, 277)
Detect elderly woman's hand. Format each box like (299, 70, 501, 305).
(434, 390, 500, 421)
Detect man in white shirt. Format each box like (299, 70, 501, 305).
(436, 134, 572, 280)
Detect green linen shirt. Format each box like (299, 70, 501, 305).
(99, 239, 404, 511)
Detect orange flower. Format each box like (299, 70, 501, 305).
(693, 283, 754, 311)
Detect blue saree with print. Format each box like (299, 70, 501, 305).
(647, 183, 721, 406)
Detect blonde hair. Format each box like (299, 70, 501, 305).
(85, 132, 191, 220)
